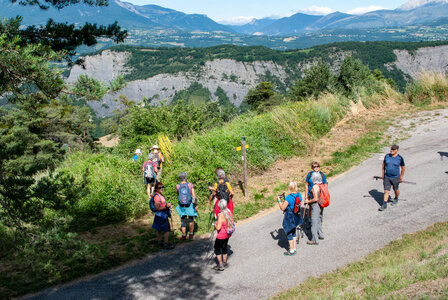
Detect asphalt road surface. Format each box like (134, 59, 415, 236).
(26, 110, 448, 300)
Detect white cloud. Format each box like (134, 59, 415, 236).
(299, 6, 335, 15)
(347, 5, 386, 15)
(218, 16, 257, 25)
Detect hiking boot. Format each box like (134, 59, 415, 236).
(391, 197, 399, 206)
(180, 235, 186, 241)
(379, 202, 387, 211)
(188, 234, 194, 241)
(223, 262, 229, 269)
(284, 249, 297, 256)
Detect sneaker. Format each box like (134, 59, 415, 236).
(223, 262, 229, 269)
(213, 264, 225, 271)
(188, 234, 194, 241)
(391, 198, 399, 206)
(284, 249, 297, 256)
(379, 202, 387, 211)
(318, 236, 325, 240)
(180, 235, 186, 241)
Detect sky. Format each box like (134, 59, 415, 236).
(124, 0, 411, 24)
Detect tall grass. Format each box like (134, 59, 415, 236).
(405, 72, 448, 105)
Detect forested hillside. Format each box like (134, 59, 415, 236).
(69, 41, 448, 118)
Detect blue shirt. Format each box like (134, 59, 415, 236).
(384, 154, 405, 178)
(285, 193, 302, 211)
(306, 171, 327, 197)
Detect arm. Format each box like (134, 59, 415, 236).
(277, 196, 289, 211)
(215, 213, 224, 231)
(400, 166, 406, 182)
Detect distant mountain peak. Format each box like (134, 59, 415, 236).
(399, 0, 448, 10)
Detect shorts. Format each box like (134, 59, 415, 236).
(286, 228, 296, 241)
(144, 177, 156, 185)
(180, 215, 194, 227)
(384, 177, 400, 191)
(214, 238, 229, 255)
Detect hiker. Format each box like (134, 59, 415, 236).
(304, 162, 327, 245)
(379, 144, 406, 211)
(151, 182, 174, 249)
(143, 159, 158, 197)
(148, 145, 165, 181)
(210, 169, 234, 217)
(175, 172, 198, 241)
(214, 200, 234, 271)
(132, 149, 142, 162)
(277, 182, 303, 256)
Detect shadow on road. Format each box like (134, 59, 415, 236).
(270, 228, 289, 250)
(366, 189, 384, 206)
(30, 237, 221, 300)
(438, 151, 448, 160)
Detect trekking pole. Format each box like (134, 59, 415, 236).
(373, 176, 416, 185)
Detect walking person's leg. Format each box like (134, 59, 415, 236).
(309, 202, 319, 244)
(188, 216, 195, 240)
(318, 207, 324, 239)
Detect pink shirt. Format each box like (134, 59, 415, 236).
(153, 193, 166, 210)
(216, 211, 233, 239)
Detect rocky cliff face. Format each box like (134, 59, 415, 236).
(393, 45, 448, 78)
(68, 46, 448, 117)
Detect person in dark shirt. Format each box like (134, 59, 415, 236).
(379, 144, 406, 211)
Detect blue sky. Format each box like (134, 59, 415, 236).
(125, 0, 410, 24)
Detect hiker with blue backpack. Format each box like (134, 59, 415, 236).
(175, 172, 198, 241)
(304, 162, 328, 245)
(277, 182, 303, 256)
(150, 182, 174, 249)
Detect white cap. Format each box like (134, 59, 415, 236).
(135, 149, 142, 154)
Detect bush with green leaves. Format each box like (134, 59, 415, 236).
(58, 152, 148, 229)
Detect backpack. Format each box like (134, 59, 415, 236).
(147, 152, 160, 166)
(293, 194, 301, 216)
(178, 182, 192, 205)
(149, 194, 157, 212)
(226, 215, 236, 236)
(217, 181, 230, 202)
(317, 184, 330, 208)
(143, 161, 156, 180)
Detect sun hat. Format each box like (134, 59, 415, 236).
(151, 145, 161, 150)
(135, 149, 142, 154)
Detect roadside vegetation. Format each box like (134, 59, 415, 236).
(273, 221, 448, 299)
(1, 36, 448, 298)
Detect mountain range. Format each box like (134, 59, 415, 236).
(1, 0, 448, 36)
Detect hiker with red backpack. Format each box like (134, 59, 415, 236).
(304, 162, 329, 245)
(277, 182, 303, 256)
(209, 169, 234, 217)
(175, 172, 198, 241)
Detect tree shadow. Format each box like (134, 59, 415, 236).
(29, 237, 221, 299)
(237, 180, 245, 195)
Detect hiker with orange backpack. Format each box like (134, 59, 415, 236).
(304, 162, 328, 245)
(209, 169, 234, 217)
(277, 182, 303, 256)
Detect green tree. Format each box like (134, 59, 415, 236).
(290, 59, 335, 101)
(337, 57, 372, 95)
(245, 81, 275, 111)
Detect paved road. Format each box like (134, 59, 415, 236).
(26, 110, 448, 300)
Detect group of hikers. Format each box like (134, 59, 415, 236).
(137, 143, 406, 269)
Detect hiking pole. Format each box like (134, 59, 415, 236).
(373, 176, 416, 185)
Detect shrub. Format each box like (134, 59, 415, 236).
(405, 72, 448, 105)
